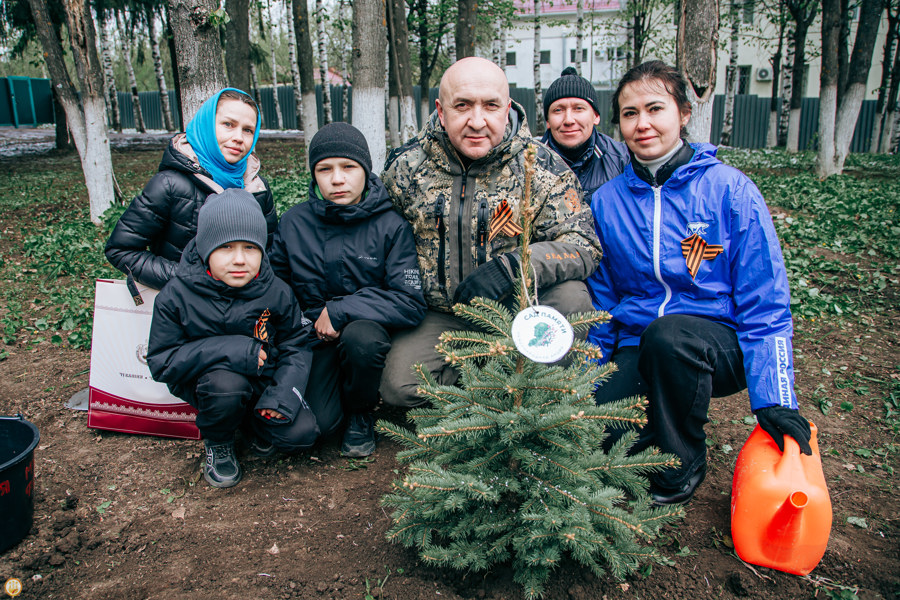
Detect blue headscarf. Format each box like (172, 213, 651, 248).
(185, 88, 261, 190)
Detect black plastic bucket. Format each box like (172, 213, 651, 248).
(0, 415, 40, 553)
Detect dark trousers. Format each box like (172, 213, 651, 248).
(594, 314, 746, 490)
(305, 319, 392, 422)
(194, 369, 322, 453)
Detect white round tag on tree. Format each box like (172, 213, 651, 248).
(511, 305, 574, 363)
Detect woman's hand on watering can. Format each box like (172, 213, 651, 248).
(755, 406, 813, 455)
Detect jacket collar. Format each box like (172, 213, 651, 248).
(630, 140, 696, 187)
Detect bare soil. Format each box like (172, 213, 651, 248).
(0, 133, 898, 600)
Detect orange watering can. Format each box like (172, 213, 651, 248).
(731, 421, 831, 575)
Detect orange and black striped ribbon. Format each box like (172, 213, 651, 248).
(681, 233, 723, 278)
(254, 309, 271, 342)
(489, 199, 523, 241)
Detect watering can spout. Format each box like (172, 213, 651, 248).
(763, 491, 809, 561)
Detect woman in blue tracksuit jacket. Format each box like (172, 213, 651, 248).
(587, 61, 812, 506)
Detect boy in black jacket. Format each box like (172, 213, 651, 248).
(270, 123, 426, 458)
(148, 189, 316, 488)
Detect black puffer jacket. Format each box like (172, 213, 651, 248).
(147, 239, 313, 422)
(269, 173, 426, 331)
(105, 134, 276, 290)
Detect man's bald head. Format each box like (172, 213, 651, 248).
(435, 58, 512, 160)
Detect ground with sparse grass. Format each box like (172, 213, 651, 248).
(0, 131, 897, 599)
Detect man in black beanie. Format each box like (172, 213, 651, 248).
(541, 67, 629, 201)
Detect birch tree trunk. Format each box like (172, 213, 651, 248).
(456, 0, 477, 59)
(388, 0, 417, 141)
(96, 12, 121, 132)
(224, 0, 251, 92)
(533, 0, 544, 133)
(287, 3, 303, 129)
(352, 0, 387, 172)
(575, 0, 584, 76)
(267, 0, 283, 129)
(249, 63, 262, 107)
(493, 18, 503, 64)
(166, 0, 228, 124)
(292, 0, 318, 158)
(870, 2, 898, 152)
(777, 31, 794, 146)
(116, 9, 146, 133)
(720, 0, 740, 146)
(315, 0, 332, 124)
(148, 8, 175, 131)
(816, 0, 841, 177)
(881, 42, 900, 152)
(338, 0, 351, 121)
(831, 0, 885, 171)
(676, 0, 718, 144)
(500, 26, 508, 70)
(28, 0, 116, 223)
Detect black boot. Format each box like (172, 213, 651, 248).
(203, 440, 242, 488)
(341, 413, 376, 458)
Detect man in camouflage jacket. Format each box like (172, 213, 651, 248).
(380, 57, 602, 407)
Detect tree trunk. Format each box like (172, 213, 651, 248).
(292, 0, 318, 157)
(267, 0, 283, 129)
(816, 0, 841, 177)
(533, 0, 543, 133)
(767, 1, 786, 148)
(676, 0, 718, 143)
(837, 0, 851, 104)
(164, 7, 183, 129)
(832, 0, 885, 170)
(575, 0, 584, 76)
(456, 0, 477, 59)
(315, 0, 333, 124)
(116, 10, 146, 133)
(784, 0, 817, 151)
(249, 63, 262, 107)
(28, 0, 116, 223)
(338, 0, 351, 121)
(388, 0, 416, 142)
(500, 25, 508, 70)
(881, 37, 900, 152)
(96, 12, 121, 132)
(493, 17, 503, 64)
(870, 1, 898, 152)
(720, 0, 740, 146)
(777, 30, 794, 146)
(148, 8, 175, 132)
(166, 0, 228, 124)
(224, 0, 251, 92)
(387, 0, 401, 148)
(352, 0, 387, 171)
(287, 3, 303, 130)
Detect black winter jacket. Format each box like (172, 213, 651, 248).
(105, 134, 276, 290)
(540, 129, 630, 201)
(269, 173, 426, 332)
(147, 240, 313, 423)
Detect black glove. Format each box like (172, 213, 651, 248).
(452, 253, 519, 305)
(755, 406, 812, 455)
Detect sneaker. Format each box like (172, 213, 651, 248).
(203, 440, 242, 488)
(650, 467, 706, 506)
(246, 431, 277, 458)
(341, 413, 376, 458)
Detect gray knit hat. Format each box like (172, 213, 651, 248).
(543, 66, 600, 119)
(308, 122, 372, 177)
(195, 189, 267, 264)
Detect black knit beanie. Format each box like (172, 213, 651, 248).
(308, 122, 373, 177)
(195, 189, 268, 264)
(543, 66, 600, 119)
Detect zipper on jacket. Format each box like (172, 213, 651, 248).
(457, 172, 468, 283)
(652, 186, 673, 317)
(476, 198, 489, 266)
(435, 193, 446, 292)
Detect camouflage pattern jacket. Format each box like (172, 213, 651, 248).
(382, 101, 602, 313)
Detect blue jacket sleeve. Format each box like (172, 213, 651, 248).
(584, 193, 618, 364)
(729, 177, 798, 411)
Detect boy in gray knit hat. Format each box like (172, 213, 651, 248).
(148, 189, 317, 488)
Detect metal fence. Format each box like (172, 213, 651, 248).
(1, 76, 884, 154)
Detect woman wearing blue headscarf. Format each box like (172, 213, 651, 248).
(106, 89, 276, 290)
